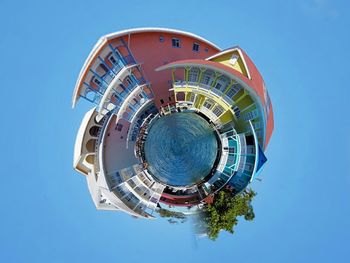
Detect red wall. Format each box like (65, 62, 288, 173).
(109, 32, 219, 108)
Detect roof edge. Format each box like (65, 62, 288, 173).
(72, 27, 221, 108)
(104, 27, 221, 50)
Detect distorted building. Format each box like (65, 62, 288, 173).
(72, 28, 274, 218)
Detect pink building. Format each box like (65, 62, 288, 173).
(73, 28, 274, 218)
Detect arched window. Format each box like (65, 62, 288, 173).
(85, 154, 95, 164)
(86, 139, 96, 152)
(89, 126, 100, 137)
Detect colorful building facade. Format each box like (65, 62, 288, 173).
(72, 28, 274, 218)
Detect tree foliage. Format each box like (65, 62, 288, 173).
(157, 208, 187, 223)
(201, 189, 256, 240)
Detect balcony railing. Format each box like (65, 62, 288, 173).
(122, 55, 136, 65)
(80, 41, 141, 106)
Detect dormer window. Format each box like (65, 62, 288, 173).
(229, 54, 239, 65)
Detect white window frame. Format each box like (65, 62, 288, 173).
(203, 100, 213, 109)
(188, 68, 199, 83)
(229, 54, 239, 65)
(212, 105, 224, 117)
(193, 42, 200, 52)
(172, 38, 181, 48)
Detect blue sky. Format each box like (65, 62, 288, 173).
(1, 0, 349, 262)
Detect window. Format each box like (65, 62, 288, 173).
(188, 68, 199, 83)
(95, 65, 108, 79)
(111, 172, 123, 187)
(150, 196, 158, 203)
(232, 106, 240, 118)
(229, 54, 239, 65)
(189, 93, 195, 102)
(159, 36, 164, 42)
(160, 99, 164, 104)
(203, 100, 213, 109)
(200, 70, 214, 86)
(116, 123, 123, 131)
(244, 111, 253, 121)
(85, 139, 96, 152)
(214, 83, 222, 90)
(108, 54, 117, 64)
(93, 77, 101, 86)
(116, 85, 124, 93)
(125, 76, 133, 85)
(89, 126, 100, 137)
(246, 146, 255, 154)
(100, 63, 109, 73)
(172, 38, 181, 48)
(256, 130, 263, 140)
(253, 121, 261, 129)
(193, 42, 200, 52)
(215, 76, 229, 91)
(169, 96, 172, 101)
(243, 109, 258, 121)
(205, 47, 209, 52)
(226, 84, 241, 98)
(212, 106, 224, 117)
(176, 92, 185, 101)
(128, 179, 137, 189)
(202, 75, 211, 85)
(227, 154, 235, 164)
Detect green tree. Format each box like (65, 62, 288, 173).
(157, 208, 187, 223)
(201, 188, 256, 240)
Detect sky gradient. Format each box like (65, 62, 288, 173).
(1, 0, 349, 262)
